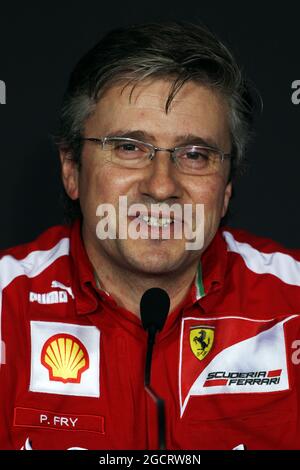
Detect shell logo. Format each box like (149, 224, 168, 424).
(41, 334, 89, 384)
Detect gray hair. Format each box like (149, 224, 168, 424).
(54, 21, 259, 222)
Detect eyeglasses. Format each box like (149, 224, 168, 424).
(81, 136, 231, 176)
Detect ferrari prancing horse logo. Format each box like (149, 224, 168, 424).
(190, 326, 215, 361)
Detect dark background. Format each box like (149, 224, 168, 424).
(0, 1, 299, 250)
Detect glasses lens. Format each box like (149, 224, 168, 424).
(104, 138, 152, 168)
(174, 146, 221, 174)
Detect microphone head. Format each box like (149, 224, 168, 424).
(140, 287, 170, 333)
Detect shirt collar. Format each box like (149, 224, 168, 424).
(70, 218, 110, 315)
(70, 218, 228, 316)
(187, 228, 228, 307)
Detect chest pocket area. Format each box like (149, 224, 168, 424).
(173, 390, 296, 450)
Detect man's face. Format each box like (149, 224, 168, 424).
(61, 79, 232, 275)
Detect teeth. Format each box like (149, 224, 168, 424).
(140, 215, 173, 227)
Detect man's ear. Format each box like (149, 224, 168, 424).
(221, 181, 232, 218)
(59, 149, 79, 200)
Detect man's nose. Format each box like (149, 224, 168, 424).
(138, 150, 182, 202)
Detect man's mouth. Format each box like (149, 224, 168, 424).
(138, 214, 174, 228)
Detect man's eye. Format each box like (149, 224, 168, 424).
(117, 143, 139, 152)
(185, 151, 209, 160)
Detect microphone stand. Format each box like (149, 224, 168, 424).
(144, 325, 166, 450)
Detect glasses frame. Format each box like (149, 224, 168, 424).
(81, 136, 231, 172)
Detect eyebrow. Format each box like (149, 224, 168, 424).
(105, 129, 220, 149)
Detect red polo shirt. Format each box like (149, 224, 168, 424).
(1, 219, 300, 449)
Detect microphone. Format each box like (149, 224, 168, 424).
(140, 288, 170, 450)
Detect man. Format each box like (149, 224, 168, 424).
(1, 21, 300, 450)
